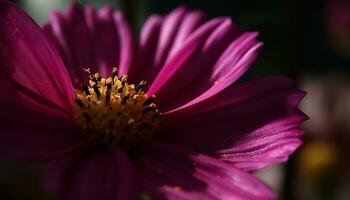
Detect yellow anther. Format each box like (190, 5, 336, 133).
(73, 68, 160, 149)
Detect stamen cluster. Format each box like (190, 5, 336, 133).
(74, 68, 159, 148)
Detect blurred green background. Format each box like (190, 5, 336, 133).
(1, 0, 350, 199)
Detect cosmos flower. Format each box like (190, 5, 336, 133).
(0, 1, 307, 199)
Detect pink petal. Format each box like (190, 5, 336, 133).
(44, 146, 138, 200)
(166, 10, 205, 62)
(145, 6, 187, 83)
(135, 141, 276, 200)
(151, 18, 243, 111)
(0, 0, 74, 111)
(131, 7, 207, 84)
(163, 32, 262, 113)
(147, 17, 227, 96)
(165, 75, 294, 117)
(43, 3, 133, 86)
(160, 76, 307, 171)
(142, 8, 262, 112)
(183, 33, 262, 107)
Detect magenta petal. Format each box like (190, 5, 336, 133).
(151, 18, 242, 111)
(145, 10, 262, 112)
(164, 32, 262, 113)
(135, 141, 276, 200)
(132, 7, 207, 84)
(134, 6, 188, 84)
(166, 10, 205, 62)
(154, 6, 187, 66)
(44, 146, 138, 200)
(44, 3, 133, 86)
(161, 76, 306, 171)
(165, 75, 295, 117)
(0, 0, 74, 110)
(147, 17, 226, 96)
(182, 33, 262, 108)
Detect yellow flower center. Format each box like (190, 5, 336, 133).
(73, 68, 160, 149)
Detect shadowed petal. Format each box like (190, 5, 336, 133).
(0, 0, 74, 111)
(128, 15, 162, 82)
(43, 3, 133, 87)
(44, 146, 138, 200)
(135, 141, 276, 200)
(0, 78, 83, 161)
(0, 73, 72, 119)
(114, 11, 133, 76)
(0, 100, 83, 161)
(165, 75, 294, 116)
(161, 76, 306, 171)
(0, 126, 83, 161)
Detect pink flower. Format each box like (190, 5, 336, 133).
(0, 1, 307, 199)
